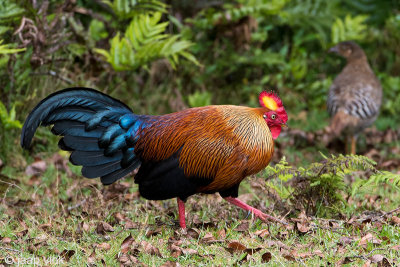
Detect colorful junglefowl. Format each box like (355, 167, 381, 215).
(21, 88, 288, 228)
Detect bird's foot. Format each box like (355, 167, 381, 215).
(251, 208, 287, 225)
(224, 197, 287, 225)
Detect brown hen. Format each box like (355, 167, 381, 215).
(327, 41, 382, 154)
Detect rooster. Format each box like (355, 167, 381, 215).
(21, 88, 288, 228)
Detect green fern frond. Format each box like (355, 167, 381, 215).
(189, 0, 288, 30)
(95, 12, 200, 71)
(264, 154, 380, 216)
(331, 14, 368, 43)
(0, 0, 24, 23)
(103, 0, 167, 19)
(0, 40, 26, 55)
(352, 171, 400, 196)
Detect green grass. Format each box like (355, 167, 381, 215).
(1, 156, 399, 266)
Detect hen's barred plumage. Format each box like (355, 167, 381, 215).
(21, 88, 288, 228)
(327, 41, 382, 154)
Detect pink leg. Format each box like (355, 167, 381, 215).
(177, 198, 186, 229)
(224, 197, 286, 225)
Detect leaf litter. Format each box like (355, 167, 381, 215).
(1, 151, 399, 266)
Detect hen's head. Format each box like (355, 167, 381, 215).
(329, 41, 366, 61)
(259, 91, 288, 139)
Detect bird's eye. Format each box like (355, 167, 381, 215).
(263, 114, 267, 119)
(271, 114, 276, 120)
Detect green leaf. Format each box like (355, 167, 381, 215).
(0, 40, 26, 55)
(89, 19, 108, 41)
(331, 14, 368, 43)
(95, 12, 198, 71)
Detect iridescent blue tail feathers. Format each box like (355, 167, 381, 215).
(21, 88, 148, 184)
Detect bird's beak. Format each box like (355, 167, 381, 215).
(281, 123, 288, 128)
(329, 46, 339, 54)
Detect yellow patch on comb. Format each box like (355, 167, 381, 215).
(262, 96, 278, 111)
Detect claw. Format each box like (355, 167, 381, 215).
(224, 196, 287, 226)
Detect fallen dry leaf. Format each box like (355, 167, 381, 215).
(338, 236, 355, 246)
(235, 221, 249, 232)
(97, 242, 111, 250)
(25, 160, 47, 176)
(254, 229, 270, 238)
(121, 234, 134, 253)
(117, 253, 141, 266)
(377, 257, 392, 267)
(369, 254, 384, 263)
(146, 227, 162, 238)
(161, 261, 181, 267)
(181, 247, 198, 255)
(391, 216, 400, 225)
(391, 244, 400, 251)
(313, 250, 324, 258)
(39, 223, 52, 230)
(60, 249, 75, 262)
(363, 260, 372, 267)
(87, 251, 96, 264)
(202, 232, 215, 243)
(16, 229, 28, 238)
(141, 240, 162, 257)
(296, 222, 310, 234)
(1, 237, 11, 244)
(337, 256, 354, 265)
(217, 228, 226, 239)
(261, 252, 272, 263)
(168, 236, 183, 247)
(186, 228, 200, 239)
(96, 222, 114, 234)
(359, 233, 382, 247)
(118, 253, 131, 265)
(81, 222, 90, 232)
(282, 252, 296, 262)
(170, 244, 182, 258)
(265, 240, 290, 250)
(114, 212, 126, 223)
(226, 241, 247, 254)
(124, 219, 140, 229)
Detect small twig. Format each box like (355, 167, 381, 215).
(380, 206, 400, 218)
(67, 199, 87, 211)
(0, 246, 22, 253)
(346, 247, 386, 261)
(364, 247, 386, 258)
(310, 217, 343, 224)
(310, 223, 346, 234)
(112, 229, 125, 238)
(0, 180, 24, 192)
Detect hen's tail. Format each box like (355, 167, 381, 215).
(21, 88, 147, 184)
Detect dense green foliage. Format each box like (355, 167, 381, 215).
(265, 154, 399, 216)
(1, 0, 399, 129)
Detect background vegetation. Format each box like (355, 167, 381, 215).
(0, 0, 399, 265)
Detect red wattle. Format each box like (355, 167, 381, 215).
(270, 126, 282, 139)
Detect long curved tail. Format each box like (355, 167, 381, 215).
(21, 88, 146, 185)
